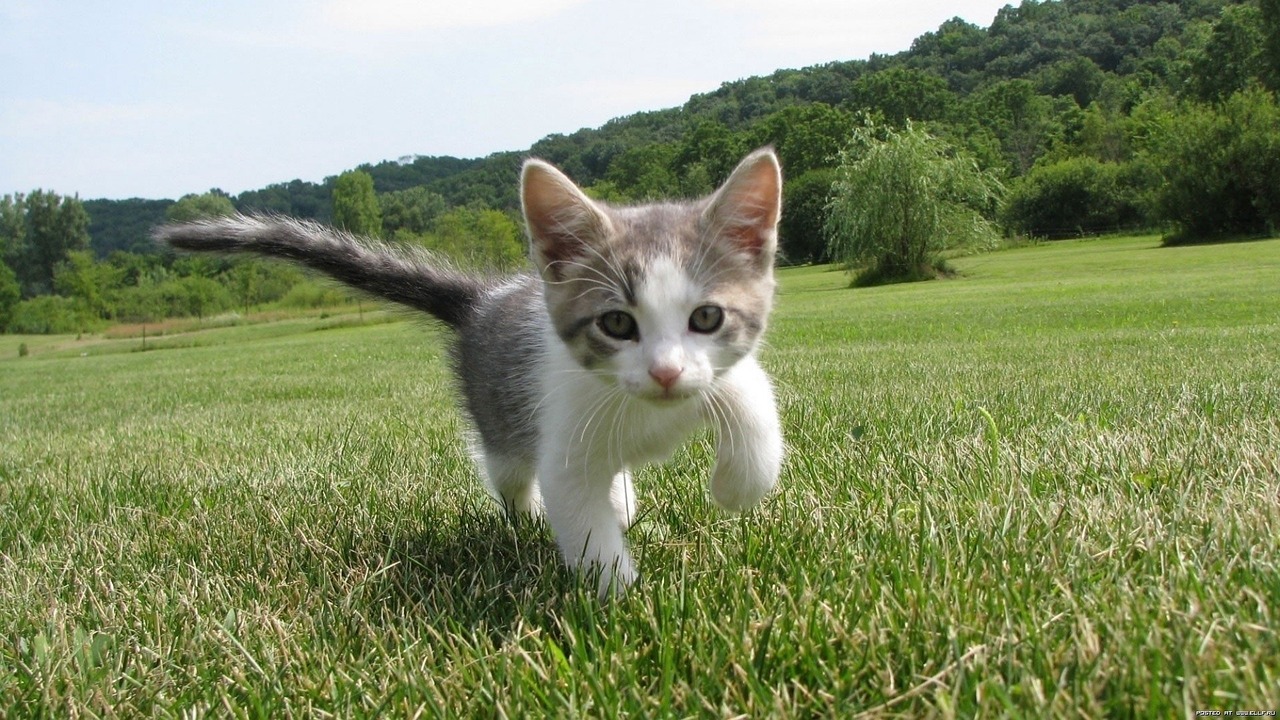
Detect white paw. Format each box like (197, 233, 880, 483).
(710, 461, 776, 512)
(610, 471, 638, 528)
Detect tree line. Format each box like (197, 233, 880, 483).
(4, 0, 1279, 332)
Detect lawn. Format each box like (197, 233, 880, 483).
(1, 235, 1277, 716)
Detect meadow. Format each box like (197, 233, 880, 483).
(1, 235, 1277, 717)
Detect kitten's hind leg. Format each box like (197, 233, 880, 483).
(481, 453, 542, 518)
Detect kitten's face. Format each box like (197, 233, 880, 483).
(522, 150, 780, 403)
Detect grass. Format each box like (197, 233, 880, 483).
(1, 234, 1277, 717)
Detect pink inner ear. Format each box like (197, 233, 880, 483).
(726, 200, 778, 255)
(522, 163, 606, 266)
(527, 206, 585, 264)
(713, 157, 781, 256)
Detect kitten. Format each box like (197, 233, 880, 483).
(155, 149, 784, 597)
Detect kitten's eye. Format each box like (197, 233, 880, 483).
(689, 305, 724, 334)
(598, 311, 638, 341)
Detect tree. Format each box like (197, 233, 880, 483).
(166, 190, 235, 223)
(379, 186, 446, 236)
(83, 198, 174, 256)
(969, 80, 1065, 174)
(0, 194, 26, 282)
(1263, 0, 1280, 90)
(1186, 3, 1267, 102)
(172, 275, 232, 320)
(825, 121, 1003, 285)
(226, 260, 302, 313)
(53, 249, 123, 318)
(2, 190, 90, 297)
(1035, 55, 1107, 108)
(848, 67, 958, 126)
(748, 103, 854, 177)
(331, 170, 382, 236)
(780, 168, 837, 264)
(416, 207, 524, 270)
(605, 143, 680, 200)
(0, 261, 19, 331)
(1149, 88, 1280, 241)
(674, 120, 746, 195)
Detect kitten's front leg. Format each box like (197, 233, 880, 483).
(707, 357, 783, 511)
(538, 456, 638, 598)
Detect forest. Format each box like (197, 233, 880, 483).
(2, 0, 1278, 333)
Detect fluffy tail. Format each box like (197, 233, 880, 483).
(155, 214, 489, 329)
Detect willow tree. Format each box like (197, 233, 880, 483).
(825, 121, 1003, 286)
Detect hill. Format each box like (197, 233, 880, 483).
(4, 0, 1277, 334)
(79, 0, 1259, 255)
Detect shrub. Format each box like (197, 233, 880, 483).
(109, 276, 235, 323)
(7, 296, 102, 335)
(1152, 88, 1280, 241)
(1002, 156, 1149, 238)
(277, 280, 353, 309)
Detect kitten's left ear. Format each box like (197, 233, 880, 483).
(702, 148, 782, 266)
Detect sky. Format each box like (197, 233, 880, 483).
(1, 0, 1014, 201)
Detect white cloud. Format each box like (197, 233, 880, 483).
(318, 0, 590, 34)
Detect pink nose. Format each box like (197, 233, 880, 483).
(649, 365, 682, 390)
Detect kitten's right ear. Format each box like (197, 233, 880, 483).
(521, 159, 612, 277)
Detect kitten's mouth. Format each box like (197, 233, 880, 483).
(642, 388, 696, 404)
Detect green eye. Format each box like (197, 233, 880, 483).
(689, 305, 724, 334)
(598, 311, 638, 341)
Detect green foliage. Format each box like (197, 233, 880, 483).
(1034, 55, 1107, 107)
(1151, 88, 1280, 241)
(1002, 156, 1150, 238)
(747, 103, 854, 177)
(53, 250, 124, 317)
(6, 295, 101, 334)
(779, 168, 836, 265)
(970, 80, 1068, 174)
(331, 171, 383, 236)
(605, 144, 680, 200)
(848, 67, 958, 125)
(378, 186, 446, 236)
(236, 178, 332, 221)
(276, 280, 353, 310)
(0, 261, 19, 331)
(1068, 103, 1136, 163)
(1, 190, 91, 298)
(1263, 0, 1280, 89)
(10, 0, 1274, 322)
(172, 275, 234, 320)
(226, 260, 304, 313)
(165, 191, 235, 223)
(826, 122, 1003, 284)
(82, 199, 173, 257)
(1186, 3, 1267, 102)
(674, 120, 746, 195)
(399, 207, 525, 271)
(108, 276, 234, 324)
